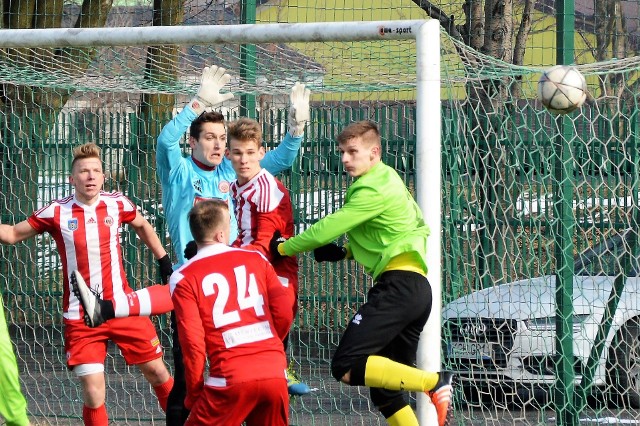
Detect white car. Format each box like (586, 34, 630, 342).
(442, 229, 640, 406)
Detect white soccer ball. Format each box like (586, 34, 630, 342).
(537, 65, 587, 115)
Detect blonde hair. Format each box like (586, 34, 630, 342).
(71, 143, 102, 171)
(227, 117, 263, 149)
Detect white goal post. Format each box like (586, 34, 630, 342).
(0, 19, 441, 424)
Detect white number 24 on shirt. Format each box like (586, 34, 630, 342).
(202, 265, 266, 328)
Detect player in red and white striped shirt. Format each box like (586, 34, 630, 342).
(227, 118, 298, 317)
(226, 117, 310, 395)
(170, 199, 292, 425)
(0, 143, 173, 426)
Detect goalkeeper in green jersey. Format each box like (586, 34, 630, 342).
(0, 293, 31, 426)
(271, 120, 453, 426)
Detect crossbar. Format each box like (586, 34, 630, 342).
(0, 20, 426, 48)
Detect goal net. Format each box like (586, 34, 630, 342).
(439, 37, 640, 426)
(0, 20, 441, 425)
(2, 14, 640, 426)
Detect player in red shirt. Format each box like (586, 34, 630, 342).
(170, 199, 292, 425)
(0, 143, 174, 426)
(227, 118, 298, 317)
(226, 117, 309, 395)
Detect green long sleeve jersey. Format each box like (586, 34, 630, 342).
(282, 161, 430, 279)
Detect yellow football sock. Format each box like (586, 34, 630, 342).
(386, 405, 419, 426)
(364, 355, 439, 392)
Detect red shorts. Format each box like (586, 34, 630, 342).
(64, 316, 163, 368)
(185, 378, 288, 426)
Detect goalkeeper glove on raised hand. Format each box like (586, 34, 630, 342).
(158, 254, 173, 284)
(314, 243, 347, 262)
(288, 82, 311, 137)
(184, 240, 198, 260)
(189, 65, 235, 115)
(270, 231, 287, 261)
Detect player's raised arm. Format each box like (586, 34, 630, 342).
(0, 220, 38, 245)
(287, 82, 311, 138)
(261, 82, 311, 175)
(156, 65, 235, 181)
(188, 65, 235, 116)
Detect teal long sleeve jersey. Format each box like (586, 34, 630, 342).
(281, 161, 430, 280)
(157, 105, 303, 265)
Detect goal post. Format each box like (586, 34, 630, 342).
(0, 19, 441, 424)
(415, 18, 442, 424)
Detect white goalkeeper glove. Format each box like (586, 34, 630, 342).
(288, 82, 311, 137)
(189, 65, 235, 115)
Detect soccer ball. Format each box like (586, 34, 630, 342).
(537, 65, 587, 115)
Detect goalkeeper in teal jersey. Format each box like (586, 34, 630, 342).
(0, 293, 31, 426)
(157, 65, 308, 266)
(272, 121, 453, 426)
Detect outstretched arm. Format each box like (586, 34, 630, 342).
(281, 186, 382, 256)
(261, 82, 311, 175)
(0, 221, 37, 245)
(156, 107, 197, 184)
(240, 210, 282, 261)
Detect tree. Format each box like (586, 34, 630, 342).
(411, 0, 537, 289)
(591, 0, 637, 125)
(0, 0, 118, 301)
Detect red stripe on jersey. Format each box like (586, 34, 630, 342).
(233, 185, 256, 247)
(258, 175, 269, 212)
(28, 193, 137, 320)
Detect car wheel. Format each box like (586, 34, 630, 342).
(607, 318, 640, 408)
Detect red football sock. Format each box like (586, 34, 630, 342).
(154, 377, 175, 412)
(83, 404, 108, 426)
(113, 285, 174, 317)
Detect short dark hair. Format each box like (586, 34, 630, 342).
(190, 111, 225, 140)
(337, 120, 381, 147)
(227, 117, 263, 149)
(188, 199, 229, 243)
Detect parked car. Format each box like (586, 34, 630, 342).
(443, 229, 640, 406)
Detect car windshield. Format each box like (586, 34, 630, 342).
(573, 229, 640, 276)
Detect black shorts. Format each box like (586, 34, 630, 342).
(331, 270, 432, 380)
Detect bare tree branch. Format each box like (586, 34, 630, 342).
(410, 0, 463, 41)
(513, 0, 534, 66)
(463, 0, 484, 50)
